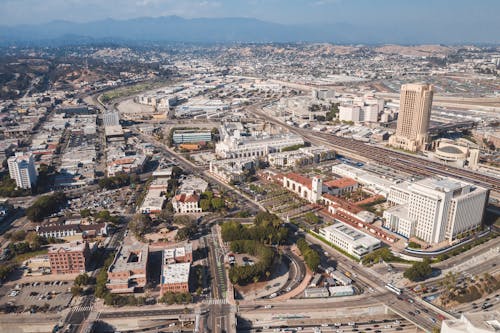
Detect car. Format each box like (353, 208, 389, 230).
(422, 308, 429, 313)
(431, 318, 437, 323)
(321, 323, 329, 327)
(395, 328, 403, 331)
(415, 310, 421, 314)
(408, 312, 415, 316)
(334, 323, 341, 327)
(264, 305, 273, 309)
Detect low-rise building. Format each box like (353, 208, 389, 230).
(160, 262, 191, 295)
(163, 244, 193, 264)
(431, 138, 480, 169)
(172, 130, 212, 144)
(324, 178, 358, 196)
(329, 270, 352, 286)
(171, 175, 208, 214)
(304, 287, 330, 298)
(441, 311, 500, 333)
(319, 222, 381, 259)
(48, 241, 92, 274)
(172, 193, 201, 214)
(329, 285, 355, 297)
(107, 241, 149, 293)
(209, 157, 256, 184)
(267, 146, 335, 168)
(282, 173, 323, 203)
(140, 178, 169, 215)
(36, 222, 108, 239)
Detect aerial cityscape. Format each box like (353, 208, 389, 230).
(0, 1, 499, 333)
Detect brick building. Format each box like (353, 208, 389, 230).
(48, 241, 92, 274)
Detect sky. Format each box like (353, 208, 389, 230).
(0, 0, 499, 27)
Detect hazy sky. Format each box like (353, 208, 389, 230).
(0, 0, 499, 30)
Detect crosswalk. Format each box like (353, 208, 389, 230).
(72, 305, 93, 312)
(203, 298, 228, 305)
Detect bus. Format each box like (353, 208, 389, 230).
(385, 283, 402, 295)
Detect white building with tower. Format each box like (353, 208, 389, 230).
(282, 173, 323, 203)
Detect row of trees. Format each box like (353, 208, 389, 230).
(26, 192, 67, 222)
(228, 240, 274, 284)
(158, 292, 192, 305)
(296, 238, 321, 272)
(98, 174, 138, 190)
(361, 248, 396, 266)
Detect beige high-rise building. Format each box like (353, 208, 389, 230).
(389, 83, 434, 152)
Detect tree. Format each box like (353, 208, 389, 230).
(304, 212, 320, 224)
(200, 199, 211, 212)
(10, 230, 26, 242)
(71, 285, 83, 296)
(210, 197, 225, 211)
(80, 208, 92, 218)
(75, 273, 91, 286)
(404, 258, 432, 282)
(25, 232, 43, 251)
(26, 192, 67, 222)
(129, 214, 152, 238)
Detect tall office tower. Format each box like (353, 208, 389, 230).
(389, 83, 434, 152)
(7, 152, 38, 189)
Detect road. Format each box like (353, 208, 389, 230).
(304, 233, 446, 332)
(132, 128, 264, 213)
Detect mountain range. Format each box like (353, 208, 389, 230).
(0, 16, 497, 45)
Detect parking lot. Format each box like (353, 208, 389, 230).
(66, 187, 133, 215)
(0, 280, 73, 313)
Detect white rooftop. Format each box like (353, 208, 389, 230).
(162, 263, 191, 285)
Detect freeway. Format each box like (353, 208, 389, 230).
(252, 107, 500, 198)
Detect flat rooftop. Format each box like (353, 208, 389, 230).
(109, 240, 148, 273)
(162, 262, 191, 285)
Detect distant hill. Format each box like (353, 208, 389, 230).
(0, 16, 498, 45)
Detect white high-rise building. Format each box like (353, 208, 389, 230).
(8, 152, 38, 189)
(338, 105, 361, 122)
(384, 176, 488, 244)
